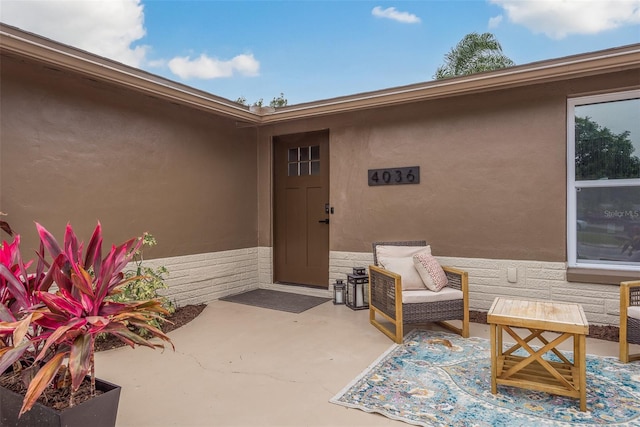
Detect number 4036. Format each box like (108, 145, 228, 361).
(368, 167, 420, 186)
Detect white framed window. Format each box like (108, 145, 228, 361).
(567, 89, 640, 271)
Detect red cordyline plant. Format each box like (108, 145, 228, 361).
(0, 222, 173, 417)
(0, 234, 51, 368)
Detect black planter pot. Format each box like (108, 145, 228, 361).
(0, 377, 121, 427)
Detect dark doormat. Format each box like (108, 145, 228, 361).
(220, 289, 331, 314)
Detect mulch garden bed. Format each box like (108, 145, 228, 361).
(94, 303, 207, 352)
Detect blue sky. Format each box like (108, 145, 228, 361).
(1, 1, 639, 105)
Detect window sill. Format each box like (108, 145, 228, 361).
(566, 267, 640, 285)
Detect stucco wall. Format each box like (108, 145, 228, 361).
(0, 56, 258, 257)
(260, 71, 640, 265)
(1, 49, 638, 328)
(327, 87, 566, 261)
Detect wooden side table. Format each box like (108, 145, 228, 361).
(487, 297, 589, 411)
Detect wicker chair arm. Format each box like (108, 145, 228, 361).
(369, 264, 402, 319)
(369, 265, 401, 294)
(621, 280, 640, 307)
(442, 266, 468, 294)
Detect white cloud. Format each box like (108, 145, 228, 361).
(372, 6, 421, 24)
(168, 53, 260, 80)
(0, 0, 148, 67)
(490, 0, 640, 39)
(488, 15, 503, 29)
(0, 0, 262, 81)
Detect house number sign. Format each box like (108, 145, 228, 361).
(368, 166, 420, 186)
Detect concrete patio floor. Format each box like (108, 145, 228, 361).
(95, 293, 634, 427)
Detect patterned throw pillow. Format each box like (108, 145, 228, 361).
(413, 251, 448, 292)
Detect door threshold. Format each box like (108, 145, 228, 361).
(276, 281, 325, 289)
(263, 282, 331, 298)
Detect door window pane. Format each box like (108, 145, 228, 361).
(311, 145, 320, 160)
(300, 146, 310, 161)
(288, 148, 298, 162)
(300, 162, 309, 176)
(311, 161, 320, 175)
(286, 145, 321, 176)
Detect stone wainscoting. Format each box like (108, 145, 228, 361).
(140, 248, 261, 307)
(330, 250, 622, 327)
(141, 247, 622, 327)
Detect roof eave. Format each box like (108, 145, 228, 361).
(2, 23, 639, 126)
(262, 44, 640, 123)
(0, 23, 260, 124)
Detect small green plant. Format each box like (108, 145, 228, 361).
(108, 233, 175, 334)
(235, 92, 288, 108)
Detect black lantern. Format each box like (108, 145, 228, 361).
(333, 279, 346, 305)
(346, 267, 369, 310)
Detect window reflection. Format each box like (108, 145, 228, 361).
(575, 98, 640, 180)
(576, 186, 640, 266)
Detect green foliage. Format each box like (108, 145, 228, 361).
(578, 230, 621, 246)
(575, 116, 640, 180)
(434, 32, 515, 79)
(109, 233, 175, 333)
(235, 93, 288, 108)
(269, 93, 288, 108)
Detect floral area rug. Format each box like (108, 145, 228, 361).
(330, 330, 640, 426)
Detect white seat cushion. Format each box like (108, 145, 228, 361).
(628, 306, 640, 320)
(402, 287, 463, 304)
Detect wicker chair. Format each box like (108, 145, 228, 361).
(620, 280, 640, 363)
(369, 241, 469, 343)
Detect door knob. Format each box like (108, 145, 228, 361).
(318, 219, 330, 224)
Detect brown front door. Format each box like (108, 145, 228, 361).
(273, 130, 329, 287)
